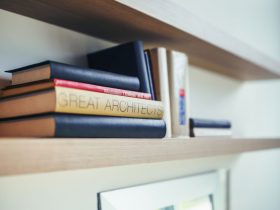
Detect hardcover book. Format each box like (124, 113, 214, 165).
(190, 118, 231, 129)
(167, 50, 190, 137)
(87, 41, 153, 95)
(189, 118, 232, 137)
(147, 48, 172, 138)
(5, 61, 140, 91)
(0, 114, 166, 138)
(1, 79, 151, 99)
(190, 128, 232, 137)
(0, 87, 163, 119)
(144, 51, 155, 100)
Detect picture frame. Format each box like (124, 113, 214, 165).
(98, 171, 227, 210)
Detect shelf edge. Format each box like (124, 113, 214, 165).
(0, 138, 280, 176)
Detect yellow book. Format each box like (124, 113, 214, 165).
(0, 87, 164, 119)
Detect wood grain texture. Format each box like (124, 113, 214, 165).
(1, 0, 280, 80)
(0, 138, 280, 176)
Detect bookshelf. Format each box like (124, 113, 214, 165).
(1, 0, 280, 80)
(0, 3, 280, 210)
(0, 2, 280, 177)
(0, 138, 280, 176)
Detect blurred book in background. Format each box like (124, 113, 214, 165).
(190, 118, 232, 138)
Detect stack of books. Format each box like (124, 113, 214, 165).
(0, 40, 194, 138)
(0, 42, 167, 138)
(86, 41, 190, 139)
(189, 118, 232, 138)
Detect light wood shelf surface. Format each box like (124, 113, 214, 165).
(0, 138, 280, 176)
(1, 0, 280, 80)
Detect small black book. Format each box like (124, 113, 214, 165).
(144, 51, 155, 100)
(0, 114, 166, 138)
(190, 118, 231, 129)
(87, 41, 154, 96)
(6, 61, 140, 91)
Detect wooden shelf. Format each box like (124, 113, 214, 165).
(0, 138, 280, 176)
(1, 0, 280, 80)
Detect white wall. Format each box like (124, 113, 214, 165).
(230, 149, 280, 210)
(171, 1, 280, 210)
(171, 0, 280, 60)
(0, 156, 236, 210)
(1, 2, 280, 209)
(0, 9, 112, 80)
(189, 65, 280, 210)
(189, 65, 280, 138)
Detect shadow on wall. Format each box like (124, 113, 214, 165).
(0, 10, 113, 80)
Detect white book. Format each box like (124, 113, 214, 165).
(167, 50, 190, 137)
(148, 48, 172, 138)
(192, 128, 232, 137)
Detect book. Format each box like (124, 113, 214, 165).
(87, 41, 153, 94)
(0, 86, 163, 119)
(144, 51, 155, 100)
(0, 114, 166, 138)
(1, 79, 152, 99)
(147, 48, 172, 138)
(190, 118, 231, 129)
(190, 127, 232, 137)
(5, 61, 140, 91)
(167, 50, 190, 137)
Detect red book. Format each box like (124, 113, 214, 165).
(1, 79, 152, 100)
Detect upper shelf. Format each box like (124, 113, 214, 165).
(0, 138, 280, 176)
(1, 0, 280, 80)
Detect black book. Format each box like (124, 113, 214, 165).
(87, 41, 153, 95)
(190, 118, 231, 129)
(144, 51, 155, 100)
(6, 61, 140, 91)
(0, 114, 166, 138)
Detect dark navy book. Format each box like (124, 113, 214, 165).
(6, 61, 140, 91)
(190, 118, 231, 129)
(87, 41, 154, 97)
(144, 51, 155, 100)
(0, 114, 166, 138)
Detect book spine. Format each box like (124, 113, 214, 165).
(167, 50, 190, 137)
(190, 118, 231, 129)
(55, 115, 166, 138)
(151, 48, 172, 138)
(54, 87, 164, 119)
(50, 62, 140, 91)
(134, 41, 151, 94)
(54, 79, 151, 100)
(144, 51, 155, 100)
(191, 127, 232, 137)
